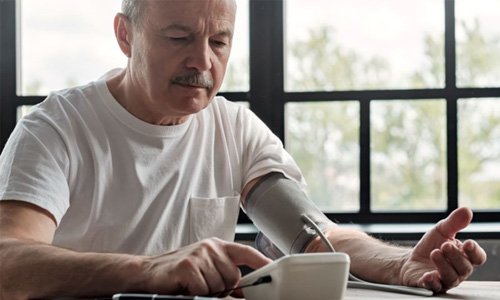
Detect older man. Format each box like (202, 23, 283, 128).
(0, 0, 486, 299)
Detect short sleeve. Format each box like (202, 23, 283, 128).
(236, 107, 306, 189)
(0, 117, 71, 224)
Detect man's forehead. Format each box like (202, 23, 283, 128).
(145, 0, 236, 32)
(144, 0, 236, 16)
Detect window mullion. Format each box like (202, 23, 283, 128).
(359, 98, 371, 215)
(0, 0, 18, 149)
(445, 0, 458, 212)
(249, 0, 285, 141)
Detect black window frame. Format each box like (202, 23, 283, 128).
(1, 0, 499, 226)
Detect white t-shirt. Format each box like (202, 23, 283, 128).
(0, 72, 304, 255)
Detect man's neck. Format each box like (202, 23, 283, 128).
(105, 69, 188, 126)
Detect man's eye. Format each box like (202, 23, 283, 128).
(211, 40, 227, 47)
(168, 37, 188, 42)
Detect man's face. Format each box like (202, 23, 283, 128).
(128, 0, 236, 122)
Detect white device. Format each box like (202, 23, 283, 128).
(240, 253, 350, 300)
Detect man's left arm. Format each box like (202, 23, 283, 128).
(304, 207, 487, 293)
(242, 175, 486, 293)
(241, 174, 487, 293)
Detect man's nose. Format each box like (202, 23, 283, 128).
(186, 40, 213, 71)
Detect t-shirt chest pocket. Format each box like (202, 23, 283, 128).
(188, 195, 240, 243)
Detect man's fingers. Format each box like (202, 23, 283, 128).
(441, 242, 473, 278)
(410, 238, 487, 294)
(430, 248, 460, 289)
(200, 261, 228, 296)
(193, 239, 242, 295)
(225, 242, 272, 270)
(435, 207, 473, 239)
(146, 239, 271, 296)
(185, 267, 211, 296)
(211, 250, 241, 295)
(195, 239, 270, 296)
(419, 271, 442, 292)
(463, 239, 487, 266)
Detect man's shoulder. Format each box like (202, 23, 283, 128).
(49, 80, 101, 103)
(17, 80, 108, 140)
(27, 80, 102, 118)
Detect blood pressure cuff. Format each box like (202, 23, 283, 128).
(244, 172, 335, 257)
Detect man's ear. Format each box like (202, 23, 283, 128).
(114, 13, 133, 57)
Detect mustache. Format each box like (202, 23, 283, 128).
(171, 72, 214, 89)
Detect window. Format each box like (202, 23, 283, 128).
(17, 0, 249, 96)
(1, 0, 499, 224)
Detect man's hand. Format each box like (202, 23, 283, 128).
(139, 238, 271, 297)
(400, 207, 487, 293)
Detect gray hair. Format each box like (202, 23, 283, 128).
(121, 0, 145, 26)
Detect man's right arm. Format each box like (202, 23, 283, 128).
(0, 200, 147, 299)
(0, 201, 271, 299)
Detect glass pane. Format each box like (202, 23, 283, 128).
(456, 0, 500, 88)
(285, 101, 360, 212)
(371, 100, 447, 211)
(458, 98, 500, 209)
(16, 105, 34, 121)
(285, 0, 444, 92)
(19, 0, 124, 95)
(19, 0, 249, 96)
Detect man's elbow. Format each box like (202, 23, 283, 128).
(0, 238, 35, 300)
